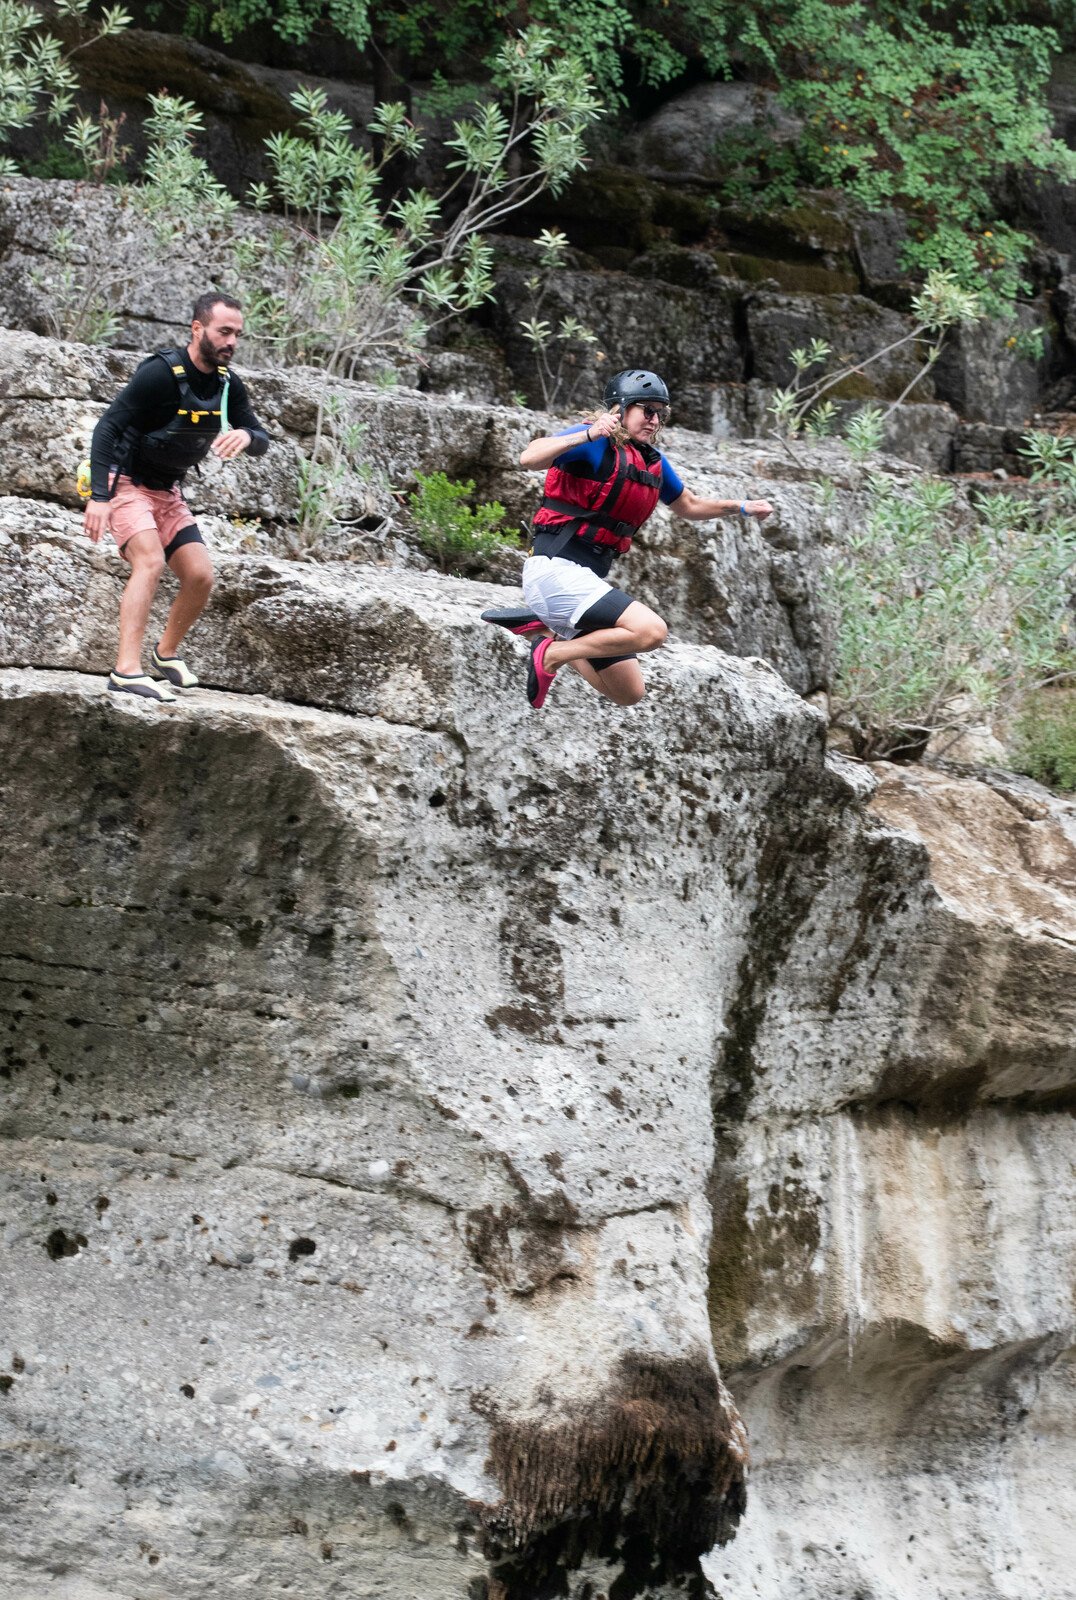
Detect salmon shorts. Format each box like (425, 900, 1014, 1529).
(105, 474, 204, 560)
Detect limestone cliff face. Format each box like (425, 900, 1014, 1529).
(1, 330, 1075, 1598)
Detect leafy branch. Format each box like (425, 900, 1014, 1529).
(0, 0, 131, 175)
(767, 269, 983, 461)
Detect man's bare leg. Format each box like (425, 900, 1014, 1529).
(158, 540, 214, 658)
(116, 530, 166, 676)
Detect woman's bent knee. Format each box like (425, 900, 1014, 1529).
(637, 618, 668, 652)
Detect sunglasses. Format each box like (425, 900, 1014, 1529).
(638, 404, 670, 423)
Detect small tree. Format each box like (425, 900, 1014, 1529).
(0, 0, 131, 174)
(517, 227, 605, 410)
(131, 91, 239, 239)
(234, 28, 603, 380)
(226, 27, 602, 551)
(33, 92, 239, 344)
(767, 269, 983, 460)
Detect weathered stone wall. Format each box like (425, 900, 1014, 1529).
(1, 171, 1067, 467)
(1, 477, 1075, 1597)
(1, 168, 1075, 1596)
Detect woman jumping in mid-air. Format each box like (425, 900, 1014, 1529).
(484, 367, 772, 709)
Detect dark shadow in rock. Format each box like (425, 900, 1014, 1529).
(479, 1352, 746, 1600)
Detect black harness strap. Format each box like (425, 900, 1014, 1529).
(540, 521, 585, 560)
(603, 444, 632, 517)
(539, 495, 639, 533)
(622, 461, 660, 486)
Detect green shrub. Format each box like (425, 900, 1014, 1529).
(823, 466, 1076, 759)
(1, 0, 131, 175)
(712, 2, 1076, 316)
(843, 405, 885, 462)
(408, 473, 512, 571)
(1010, 691, 1076, 792)
(21, 140, 85, 181)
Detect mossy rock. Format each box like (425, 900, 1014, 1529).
(653, 184, 715, 241)
(522, 164, 713, 254)
(629, 243, 738, 292)
(712, 251, 860, 296)
(709, 1170, 823, 1369)
(718, 190, 860, 260)
(826, 372, 882, 401)
(747, 290, 926, 399)
(630, 241, 859, 298)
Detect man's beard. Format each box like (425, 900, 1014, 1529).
(198, 332, 232, 366)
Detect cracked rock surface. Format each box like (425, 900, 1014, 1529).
(1, 646, 776, 1598)
(1, 365, 1075, 1596)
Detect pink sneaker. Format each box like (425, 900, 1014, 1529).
(527, 637, 557, 709)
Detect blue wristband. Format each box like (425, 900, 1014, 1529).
(740, 501, 748, 515)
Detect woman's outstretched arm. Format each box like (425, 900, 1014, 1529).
(668, 488, 773, 521)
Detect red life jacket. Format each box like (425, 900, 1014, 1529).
(533, 438, 663, 558)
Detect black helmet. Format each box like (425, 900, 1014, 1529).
(603, 368, 671, 411)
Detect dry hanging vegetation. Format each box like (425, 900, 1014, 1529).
(479, 1352, 748, 1595)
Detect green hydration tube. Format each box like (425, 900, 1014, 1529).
(220, 373, 231, 434)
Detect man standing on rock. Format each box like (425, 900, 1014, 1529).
(84, 293, 271, 703)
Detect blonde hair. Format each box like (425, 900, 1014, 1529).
(580, 404, 665, 446)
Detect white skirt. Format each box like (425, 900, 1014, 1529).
(521, 555, 616, 637)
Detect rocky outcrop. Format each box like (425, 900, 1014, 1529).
(932, 306, 1044, 428)
(2, 446, 1076, 1595)
(489, 239, 745, 426)
(0, 616, 804, 1597)
(707, 758, 1076, 1599)
(621, 83, 804, 187)
(2, 27, 1076, 1600)
(2, 114, 1076, 1592)
(0, 177, 289, 355)
(2, 174, 1064, 463)
(3, 326, 938, 695)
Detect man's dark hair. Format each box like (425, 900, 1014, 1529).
(192, 292, 242, 326)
